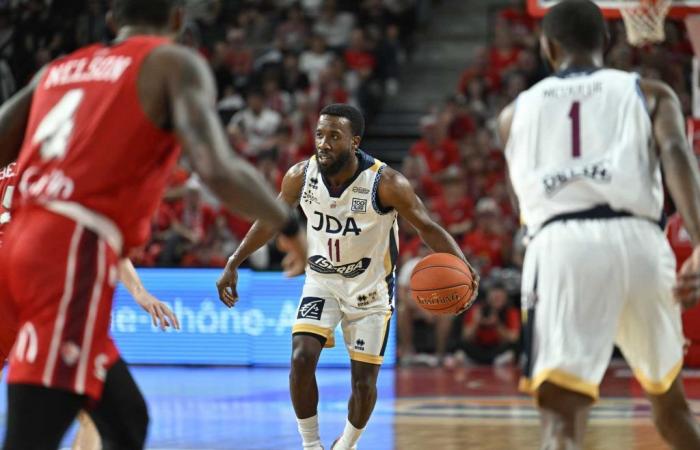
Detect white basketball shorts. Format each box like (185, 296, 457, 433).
(292, 279, 393, 365)
(519, 217, 684, 399)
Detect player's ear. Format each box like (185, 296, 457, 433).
(352, 135, 361, 151)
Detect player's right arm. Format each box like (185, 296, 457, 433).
(152, 45, 306, 282)
(216, 161, 307, 308)
(640, 79, 700, 308)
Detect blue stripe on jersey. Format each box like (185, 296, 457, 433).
(554, 66, 601, 78)
(372, 165, 393, 215)
(384, 226, 399, 301)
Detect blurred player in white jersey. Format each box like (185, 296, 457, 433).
(499, 1, 700, 449)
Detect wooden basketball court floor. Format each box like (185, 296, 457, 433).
(1, 362, 699, 449)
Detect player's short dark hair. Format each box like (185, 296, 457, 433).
(543, 0, 607, 53)
(319, 104, 365, 138)
(113, 0, 183, 27)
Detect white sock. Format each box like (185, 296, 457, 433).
(335, 419, 364, 449)
(297, 415, 322, 449)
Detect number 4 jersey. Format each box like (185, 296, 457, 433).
(505, 68, 662, 234)
(300, 151, 399, 307)
(14, 36, 179, 255)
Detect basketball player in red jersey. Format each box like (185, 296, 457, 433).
(0, 1, 306, 449)
(0, 159, 179, 449)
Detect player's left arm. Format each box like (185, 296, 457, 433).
(0, 68, 45, 167)
(118, 259, 180, 331)
(377, 167, 479, 296)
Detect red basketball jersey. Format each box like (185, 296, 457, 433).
(15, 36, 180, 254)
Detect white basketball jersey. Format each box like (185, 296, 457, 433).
(300, 150, 399, 308)
(506, 68, 662, 233)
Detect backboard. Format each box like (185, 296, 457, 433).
(527, 0, 700, 19)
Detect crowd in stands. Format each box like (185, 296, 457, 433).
(397, 1, 696, 367)
(0, 0, 422, 268)
(1, 1, 695, 367)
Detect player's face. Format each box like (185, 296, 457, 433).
(315, 115, 358, 177)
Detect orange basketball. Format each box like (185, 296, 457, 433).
(410, 253, 476, 315)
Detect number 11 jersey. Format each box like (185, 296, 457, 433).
(299, 151, 399, 307)
(505, 68, 661, 234)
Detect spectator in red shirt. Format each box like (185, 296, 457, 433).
(344, 28, 376, 75)
(155, 179, 218, 267)
(460, 281, 520, 365)
(461, 197, 509, 274)
(430, 169, 473, 237)
(409, 115, 460, 174)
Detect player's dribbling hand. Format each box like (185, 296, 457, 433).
(456, 260, 480, 316)
(674, 246, 700, 309)
(277, 231, 307, 277)
(216, 262, 239, 308)
(135, 292, 180, 331)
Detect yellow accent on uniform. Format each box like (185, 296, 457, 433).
(292, 324, 336, 348)
(632, 358, 683, 395)
(519, 368, 599, 399)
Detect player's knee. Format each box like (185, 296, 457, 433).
(651, 394, 691, 436)
(351, 376, 376, 399)
(290, 347, 317, 376)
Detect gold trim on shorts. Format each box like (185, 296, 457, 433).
(348, 350, 383, 365)
(292, 324, 335, 348)
(519, 368, 599, 399)
(632, 358, 683, 395)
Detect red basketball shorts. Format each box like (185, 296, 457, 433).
(0, 207, 120, 400)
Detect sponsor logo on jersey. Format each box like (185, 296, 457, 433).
(354, 338, 365, 351)
(0, 162, 16, 181)
(302, 189, 319, 205)
(357, 291, 378, 308)
(542, 161, 611, 196)
(352, 186, 370, 194)
(311, 212, 361, 236)
(297, 297, 325, 320)
(308, 255, 371, 278)
(19, 166, 75, 201)
(309, 177, 319, 189)
(351, 198, 367, 213)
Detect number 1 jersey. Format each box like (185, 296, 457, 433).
(14, 36, 180, 254)
(505, 68, 661, 233)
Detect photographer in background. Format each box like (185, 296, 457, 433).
(459, 279, 519, 365)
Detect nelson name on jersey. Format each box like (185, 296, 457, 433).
(43, 54, 132, 89)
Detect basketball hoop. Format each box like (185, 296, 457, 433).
(620, 0, 672, 46)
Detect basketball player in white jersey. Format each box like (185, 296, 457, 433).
(498, 1, 700, 449)
(216, 103, 478, 450)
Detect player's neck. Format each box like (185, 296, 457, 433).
(114, 27, 173, 43)
(324, 152, 359, 188)
(556, 53, 604, 73)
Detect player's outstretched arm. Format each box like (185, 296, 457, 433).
(377, 167, 479, 298)
(642, 79, 700, 308)
(0, 68, 44, 167)
(118, 259, 180, 330)
(216, 161, 307, 308)
(159, 45, 294, 230)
